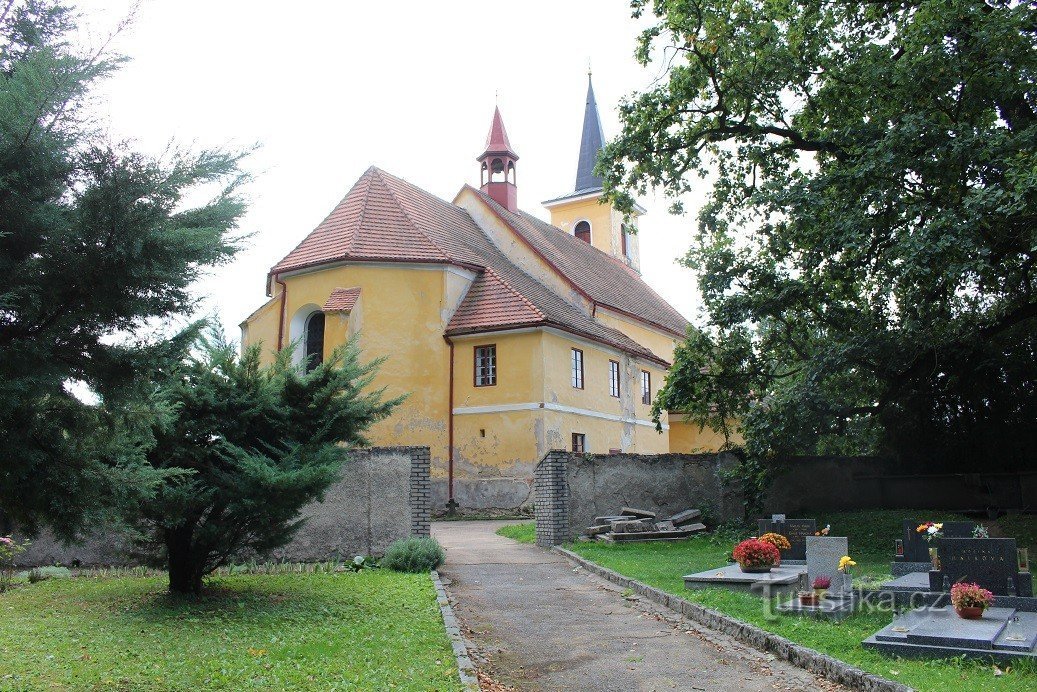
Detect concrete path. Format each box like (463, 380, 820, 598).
(433, 521, 843, 692)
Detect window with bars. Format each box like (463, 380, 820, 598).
(571, 348, 584, 389)
(641, 370, 652, 405)
(474, 345, 497, 386)
(304, 312, 325, 374)
(609, 360, 620, 398)
(571, 432, 586, 453)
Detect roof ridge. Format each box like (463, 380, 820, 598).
(350, 168, 376, 258)
(369, 169, 453, 263)
(483, 266, 545, 320)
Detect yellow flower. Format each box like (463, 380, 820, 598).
(838, 555, 856, 572)
(934, 523, 944, 530)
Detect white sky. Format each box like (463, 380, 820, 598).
(75, 0, 708, 337)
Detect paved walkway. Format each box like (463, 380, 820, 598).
(433, 521, 842, 692)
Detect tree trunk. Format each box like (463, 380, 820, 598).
(166, 526, 203, 594)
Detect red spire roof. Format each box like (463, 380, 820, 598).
(478, 106, 518, 160)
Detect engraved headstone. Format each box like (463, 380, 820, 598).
(898, 520, 976, 562)
(806, 536, 850, 597)
(934, 538, 1032, 596)
(757, 518, 816, 561)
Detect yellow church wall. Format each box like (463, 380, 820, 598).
(593, 307, 681, 364)
(450, 330, 544, 409)
(668, 417, 744, 453)
(239, 294, 281, 361)
(546, 195, 641, 271)
(451, 409, 543, 477)
(242, 263, 460, 476)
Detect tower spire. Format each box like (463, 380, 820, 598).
(575, 72, 605, 192)
(477, 106, 519, 212)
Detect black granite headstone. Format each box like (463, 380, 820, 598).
(898, 520, 977, 562)
(934, 538, 1030, 596)
(757, 518, 816, 561)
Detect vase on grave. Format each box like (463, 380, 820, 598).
(929, 546, 941, 570)
(955, 606, 984, 620)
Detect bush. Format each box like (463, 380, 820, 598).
(380, 538, 445, 573)
(27, 566, 71, 583)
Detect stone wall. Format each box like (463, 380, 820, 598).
(534, 451, 743, 546)
(16, 446, 432, 567)
(764, 457, 1036, 513)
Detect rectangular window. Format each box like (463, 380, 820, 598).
(571, 348, 584, 389)
(609, 360, 620, 398)
(572, 433, 586, 453)
(474, 345, 497, 386)
(641, 370, 652, 405)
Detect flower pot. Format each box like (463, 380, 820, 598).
(739, 564, 773, 573)
(955, 606, 984, 620)
(814, 588, 828, 600)
(799, 592, 819, 606)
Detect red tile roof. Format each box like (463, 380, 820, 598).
(447, 268, 542, 332)
(479, 106, 518, 159)
(267, 167, 681, 364)
(323, 287, 361, 312)
(466, 186, 690, 338)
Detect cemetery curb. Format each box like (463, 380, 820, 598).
(553, 547, 912, 692)
(430, 569, 479, 690)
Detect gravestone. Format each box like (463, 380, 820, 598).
(757, 518, 816, 562)
(864, 607, 1037, 662)
(806, 536, 851, 597)
(931, 538, 1033, 597)
(898, 520, 976, 563)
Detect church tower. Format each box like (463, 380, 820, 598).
(543, 73, 643, 271)
(478, 106, 519, 212)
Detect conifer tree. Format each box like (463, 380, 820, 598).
(135, 333, 400, 594)
(0, 1, 247, 537)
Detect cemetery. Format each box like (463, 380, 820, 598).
(558, 508, 1037, 690)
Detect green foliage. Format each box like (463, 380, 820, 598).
(495, 522, 536, 544)
(605, 0, 1037, 471)
(0, 1, 249, 539)
(381, 537, 445, 573)
(132, 331, 401, 593)
(26, 565, 70, 583)
(0, 572, 461, 690)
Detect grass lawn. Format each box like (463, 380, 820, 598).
(498, 511, 1037, 692)
(0, 570, 461, 691)
(495, 522, 535, 544)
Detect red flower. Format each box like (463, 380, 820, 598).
(732, 539, 781, 569)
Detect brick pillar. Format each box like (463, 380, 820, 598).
(409, 447, 431, 537)
(534, 451, 570, 546)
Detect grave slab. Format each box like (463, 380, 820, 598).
(777, 594, 856, 621)
(930, 538, 1033, 597)
(683, 563, 805, 598)
(863, 606, 1037, 662)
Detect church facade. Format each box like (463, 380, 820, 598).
(240, 77, 727, 510)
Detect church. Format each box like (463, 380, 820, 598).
(240, 76, 727, 511)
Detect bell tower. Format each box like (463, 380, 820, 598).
(477, 106, 519, 212)
(543, 72, 644, 271)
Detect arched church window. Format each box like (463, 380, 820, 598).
(304, 312, 325, 373)
(621, 223, 630, 258)
(574, 220, 591, 244)
(490, 158, 505, 183)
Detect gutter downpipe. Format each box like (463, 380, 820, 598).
(445, 336, 458, 515)
(275, 274, 288, 350)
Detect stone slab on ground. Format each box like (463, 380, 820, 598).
(863, 606, 1037, 662)
(684, 563, 806, 598)
(434, 520, 842, 692)
(890, 561, 932, 577)
(669, 508, 702, 526)
(620, 506, 656, 519)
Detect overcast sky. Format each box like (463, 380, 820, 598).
(75, 0, 707, 338)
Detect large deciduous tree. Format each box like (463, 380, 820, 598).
(135, 333, 400, 594)
(604, 0, 1037, 476)
(0, 1, 247, 537)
